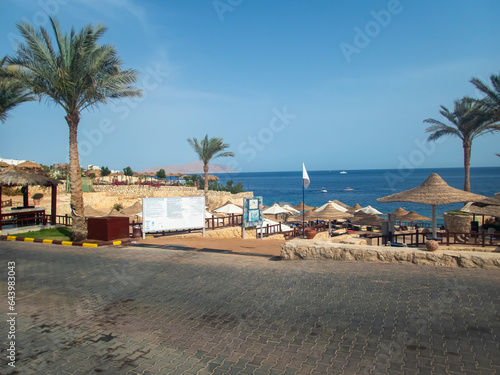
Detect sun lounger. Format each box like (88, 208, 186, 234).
(388, 241, 408, 248)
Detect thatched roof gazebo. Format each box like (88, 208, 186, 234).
(378, 173, 486, 239)
(0, 169, 61, 230)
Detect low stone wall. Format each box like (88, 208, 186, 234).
(169, 226, 257, 239)
(281, 239, 500, 269)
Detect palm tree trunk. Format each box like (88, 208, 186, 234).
(66, 112, 87, 241)
(203, 164, 209, 198)
(463, 141, 471, 192)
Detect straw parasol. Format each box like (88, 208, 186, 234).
(107, 208, 129, 217)
(356, 205, 383, 215)
(214, 201, 243, 214)
(332, 200, 351, 210)
(293, 202, 314, 211)
(206, 175, 219, 181)
(348, 203, 363, 213)
(316, 201, 348, 212)
(120, 201, 143, 216)
(390, 207, 410, 218)
(310, 205, 353, 221)
(400, 211, 431, 222)
(351, 212, 387, 226)
(263, 204, 291, 215)
(281, 204, 300, 214)
(84, 205, 107, 217)
(15, 160, 43, 171)
(378, 173, 486, 238)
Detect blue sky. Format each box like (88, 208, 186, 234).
(1, 0, 499, 173)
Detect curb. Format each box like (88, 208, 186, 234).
(0, 235, 131, 247)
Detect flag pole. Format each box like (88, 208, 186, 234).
(302, 178, 305, 238)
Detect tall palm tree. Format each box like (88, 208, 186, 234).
(4, 18, 141, 240)
(471, 72, 500, 123)
(0, 56, 34, 123)
(424, 98, 500, 192)
(187, 135, 234, 197)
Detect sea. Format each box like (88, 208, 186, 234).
(215, 167, 500, 225)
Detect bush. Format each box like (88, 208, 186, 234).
(32, 193, 44, 200)
(483, 222, 500, 232)
(2, 187, 22, 196)
(113, 203, 124, 211)
(112, 179, 125, 186)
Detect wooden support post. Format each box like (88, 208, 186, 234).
(51, 184, 57, 225)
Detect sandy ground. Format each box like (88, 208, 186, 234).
(138, 235, 286, 256)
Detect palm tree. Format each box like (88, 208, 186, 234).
(4, 18, 141, 240)
(187, 135, 234, 197)
(0, 57, 34, 123)
(425, 98, 500, 192)
(471, 73, 500, 123)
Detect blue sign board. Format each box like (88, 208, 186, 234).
(243, 197, 263, 228)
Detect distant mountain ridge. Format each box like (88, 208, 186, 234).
(141, 161, 235, 174)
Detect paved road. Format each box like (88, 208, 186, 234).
(0, 241, 499, 375)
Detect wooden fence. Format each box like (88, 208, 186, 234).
(367, 228, 499, 248)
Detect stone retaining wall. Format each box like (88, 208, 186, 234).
(281, 239, 500, 269)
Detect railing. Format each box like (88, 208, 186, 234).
(205, 214, 242, 229)
(367, 229, 500, 248)
(1, 199, 13, 208)
(53, 214, 72, 226)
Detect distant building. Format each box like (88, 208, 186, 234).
(87, 164, 101, 171)
(0, 158, 26, 166)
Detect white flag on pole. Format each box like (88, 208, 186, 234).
(302, 163, 310, 189)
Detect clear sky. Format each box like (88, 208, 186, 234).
(1, 0, 499, 173)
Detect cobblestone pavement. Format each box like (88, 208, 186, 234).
(1, 241, 499, 375)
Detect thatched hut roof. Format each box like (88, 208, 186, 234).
(15, 160, 43, 171)
(0, 170, 60, 187)
(332, 200, 351, 210)
(351, 213, 387, 226)
(377, 173, 486, 205)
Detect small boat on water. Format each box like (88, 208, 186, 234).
(340, 171, 347, 174)
(321, 188, 328, 193)
(344, 187, 354, 192)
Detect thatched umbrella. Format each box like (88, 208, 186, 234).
(347, 203, 363, 213)
(390, 207, 410, 218)
(293, 202, 314, 211)
(214, 201, 243, 214)
(107, 208, 129, 217)
(351, 212, 387, 227)
(0, 169, 61, 229)
(460, 201, 500, 217)
(316, 201, 348, 212)
(15, 160, 43, 171)
(84, 205, 107, 218)
(120, 201, 143, 216)
(400, 211, 431, 222)
(206, 175, 219, 181)
(309, 205, 354, 232)
(378, 173, 486, 239)
(332, 199, 351, 210)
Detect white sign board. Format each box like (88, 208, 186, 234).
(142, 197, 205, 235)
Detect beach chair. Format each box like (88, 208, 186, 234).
(388, 241, 408, 248)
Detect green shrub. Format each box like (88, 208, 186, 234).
(2, 187, 22, 196)
(113, 203, 124, 211)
